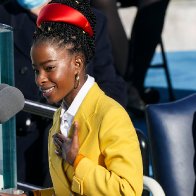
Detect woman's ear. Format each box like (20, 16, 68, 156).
(74, 55, 85, 73)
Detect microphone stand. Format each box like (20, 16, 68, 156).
(23, 99, 57, 119)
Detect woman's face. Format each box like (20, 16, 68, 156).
(31, 42, 80, 105)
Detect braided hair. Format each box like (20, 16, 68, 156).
(33, 0, 96, 64)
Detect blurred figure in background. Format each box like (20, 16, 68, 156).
(91, 0, 170, 116)
(0, 0, 127, 187)
(91, 0, 128, 77)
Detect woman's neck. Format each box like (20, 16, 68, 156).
(63, 74, 88, 108)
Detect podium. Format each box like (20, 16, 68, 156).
(0, 23, 17, 190)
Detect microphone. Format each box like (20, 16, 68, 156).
(0, 83, 8, 90)
(0, 84, 25, 123)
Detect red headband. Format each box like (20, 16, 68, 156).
(37, 3, 94, 37)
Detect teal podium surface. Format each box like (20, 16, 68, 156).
(0, 23, 17, 190)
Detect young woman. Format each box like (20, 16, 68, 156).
(13, 0, 143, 195)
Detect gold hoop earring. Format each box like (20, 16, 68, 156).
(74, 73, 80, 89)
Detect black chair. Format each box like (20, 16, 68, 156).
(136, 129, 150, 196)
(150, 38, 175, 101)
(145, 93, 196, 196)
(136, 129, 149, 178)
(136, 128, 165, 195)
(117, 0, 175, 101)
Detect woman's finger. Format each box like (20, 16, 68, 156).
(71, 121, 79, 150)
(53, 133, 63, 146)
(55, 149, 62, 156)
(53, 138, 61, 150)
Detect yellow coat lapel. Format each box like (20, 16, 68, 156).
(49, 109, 71, 195)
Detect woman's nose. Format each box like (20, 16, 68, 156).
(35, 71, 48, 86)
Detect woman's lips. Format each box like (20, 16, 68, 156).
(41, 86, 55, 98)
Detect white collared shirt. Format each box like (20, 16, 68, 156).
(60, 75, 95, 137)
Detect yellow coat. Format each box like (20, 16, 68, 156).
(38, 83, 143, 196)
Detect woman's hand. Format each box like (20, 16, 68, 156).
(53, 121, 79, 165)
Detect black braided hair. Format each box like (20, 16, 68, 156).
(33, 0, 96, 64)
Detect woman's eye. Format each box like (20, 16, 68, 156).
(46, 66, 55, 71)
(33, 69, 39, 75)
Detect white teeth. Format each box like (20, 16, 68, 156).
(42, 87, 54, 93)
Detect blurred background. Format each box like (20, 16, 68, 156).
(1, 0, 196, 194)
(119, 0, 196, 92)
(118, 0, 196, 133)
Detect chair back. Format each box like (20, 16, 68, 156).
(136, 129, 149, 177)
(145, 93, 196, 196)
